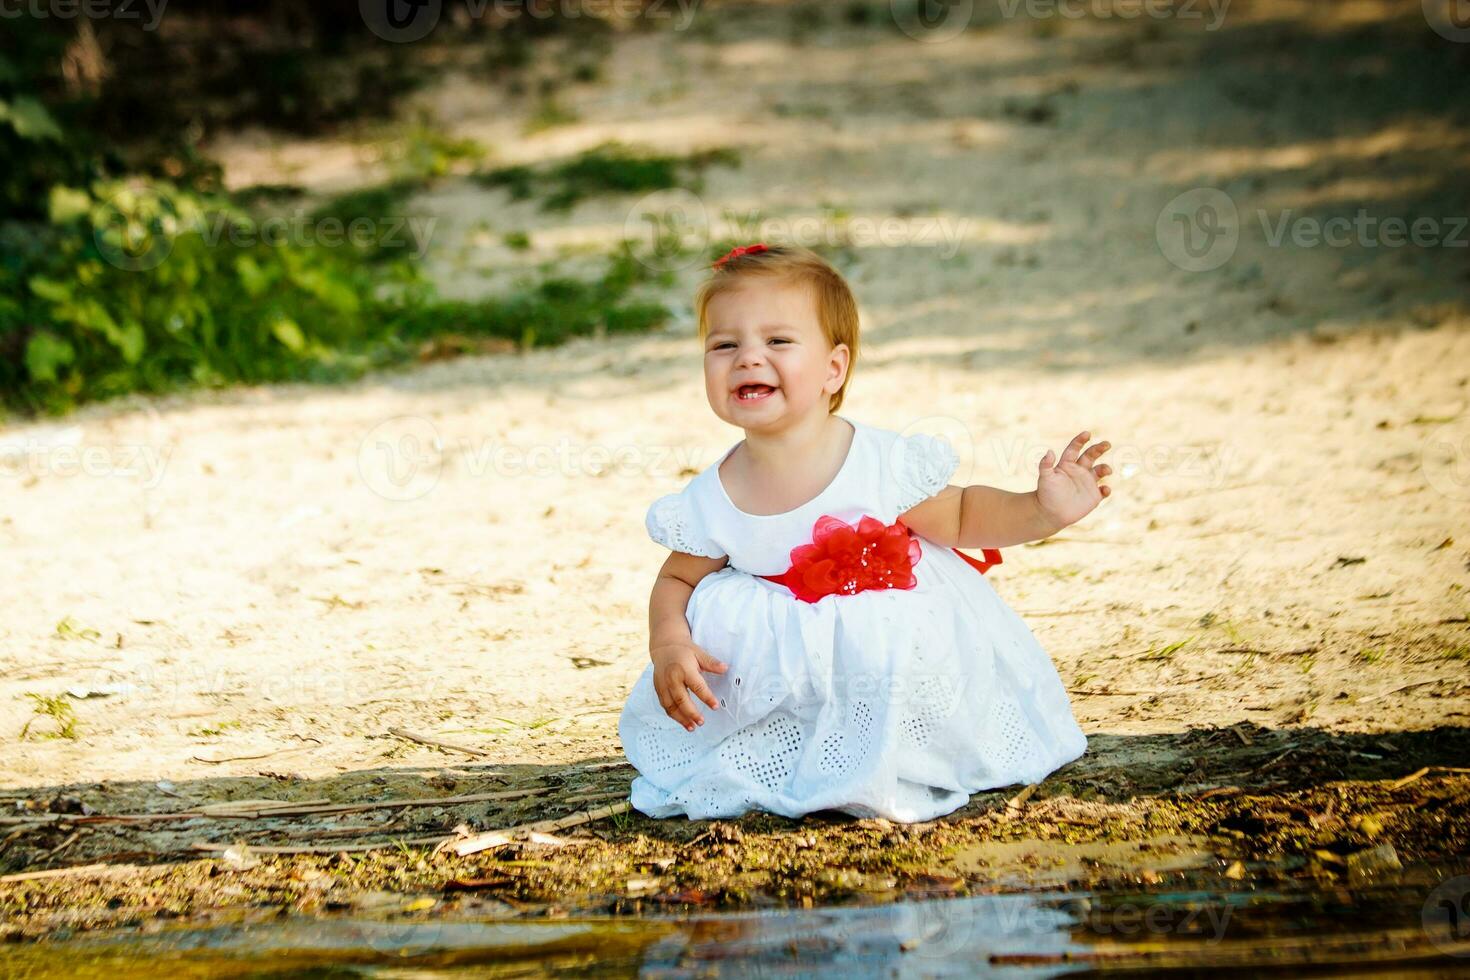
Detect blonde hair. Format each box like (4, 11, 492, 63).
(694, 244, 860, 414)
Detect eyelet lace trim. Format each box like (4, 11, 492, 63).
(646, 492, 725, 558)
(892, 433, 960, 513)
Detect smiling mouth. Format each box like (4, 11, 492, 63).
(735, 384, 777, 401)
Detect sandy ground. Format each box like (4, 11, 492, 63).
(2, 0, 1468, 848)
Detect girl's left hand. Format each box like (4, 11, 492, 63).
(1036, 431, 1112, 529)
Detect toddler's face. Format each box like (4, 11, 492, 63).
(703, 279, 849, 431)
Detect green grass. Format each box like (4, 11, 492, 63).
(1142, 637, 1195, 661)
(475, 142, 740, 211)
(53, 616, 100, 642)
(523, 96, 580, 135)
(21, 694, 78, 740)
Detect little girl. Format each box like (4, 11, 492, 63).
(618, 243, 1111, 823)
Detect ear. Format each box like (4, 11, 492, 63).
(824, 342, 850, 395)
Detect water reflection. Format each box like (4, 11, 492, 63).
(5, 883, 1465, 977)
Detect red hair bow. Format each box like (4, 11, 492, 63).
(712, 243, 769, 269)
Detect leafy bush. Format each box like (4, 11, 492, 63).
(1, 178, 670, 417)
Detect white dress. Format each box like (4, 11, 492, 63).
(618, 416, 1088, 823)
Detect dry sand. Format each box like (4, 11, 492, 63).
(3, 0, 1467, 832)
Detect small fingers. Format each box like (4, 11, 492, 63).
(685, 668, 720, 711)
(1081, 440, 1111, 464)
(655, 676, 703, 731)
(1037, 449, 1055, 472)
(1060, 431, 1089, 465)
(1099, 484, 1111, 498)
(1093, 463, 1111, 478)
(672, 691, 703, 730)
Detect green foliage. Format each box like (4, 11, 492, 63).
(307, 179, 429, 263)
(523, 95, 581, 135)
(0, 21, 674, 420)
(376, 119, 487, 183)
(476, 141, 739, 211)
(1, 177, 669, 417)
(21, 693, 77, 740)
(385, 245, 670, 350)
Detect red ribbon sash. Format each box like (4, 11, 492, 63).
(757, 513, 1001, 603)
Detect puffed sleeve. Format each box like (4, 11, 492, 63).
(890, 431, 961, 514)
(645, 491, 726, 558)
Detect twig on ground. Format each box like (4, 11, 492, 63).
(1004, 783, 1038, 814)
(191, 744, 318, 765)
(189, 836, 449, 856)
(1389, 765, 1470, 790)
(1358, 679, 1453, 705)
(0, 863, 137, 884)
(443, 801, 635, 857)
(386, 728, 496, 759)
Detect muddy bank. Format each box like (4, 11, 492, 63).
(3, 724, 1466, 940)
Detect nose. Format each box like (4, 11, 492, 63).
(734, 343, 767, 369)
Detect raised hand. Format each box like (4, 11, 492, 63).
(1036, 431, 1112, 530)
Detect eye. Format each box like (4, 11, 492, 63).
(710, 342, 735, 351)
(768, 337, 791, 345)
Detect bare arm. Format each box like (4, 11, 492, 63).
(648, 550, 730, 732)
(649, 551, 728, 653)
(900, 432, 1113, 549)
(901, 484, 1064, 549)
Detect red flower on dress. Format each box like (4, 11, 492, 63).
(760, 514, 923, 603)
